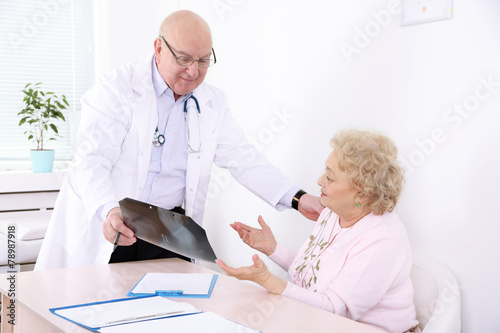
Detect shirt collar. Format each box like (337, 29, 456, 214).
(152, 56, 169, 98)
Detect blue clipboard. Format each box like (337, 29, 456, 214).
(49, 295, 200, 331)
(127, 273, 218, 298)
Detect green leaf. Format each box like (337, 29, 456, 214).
(18, 117, 28, 126)
(50, 124, 58, 134)
(53, 111, 65, 121)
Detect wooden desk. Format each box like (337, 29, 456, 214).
(0, 259, 384, 333)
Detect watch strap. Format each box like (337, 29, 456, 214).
(292, 189, 307, 210)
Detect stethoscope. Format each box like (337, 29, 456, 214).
(152, 95, 202, 153)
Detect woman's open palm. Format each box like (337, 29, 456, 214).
(230, 215, 277, 256)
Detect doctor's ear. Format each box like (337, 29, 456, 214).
(153, 38, 163, 58)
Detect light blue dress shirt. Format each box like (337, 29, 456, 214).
(137, 57, 190, 209)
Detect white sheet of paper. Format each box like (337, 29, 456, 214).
(131, 273, 214, 295)
(54, 296, 199, 329)
(99, 311, 261, 333)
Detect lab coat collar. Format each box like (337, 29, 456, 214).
(191, 83, 215, 108)
(131, 54, 155, 97)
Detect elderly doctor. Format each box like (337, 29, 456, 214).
(35, 10, 322, 270)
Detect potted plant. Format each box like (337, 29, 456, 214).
(18, 82, 69, 172)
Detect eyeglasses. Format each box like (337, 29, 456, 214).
(160, 35, 216, 68)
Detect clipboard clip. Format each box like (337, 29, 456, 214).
(155, 290, 184, 296)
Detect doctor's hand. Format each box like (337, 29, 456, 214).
(216, 254, 287, 295)
(103, 207, 136, 246)
(298, 194, 324, 221)
(230, 216, 277, 256)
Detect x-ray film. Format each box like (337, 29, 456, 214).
(119, 198, 217, 262)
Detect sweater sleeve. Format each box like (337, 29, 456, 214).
(268, 243, 297, 272)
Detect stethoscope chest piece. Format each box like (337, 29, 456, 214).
(151, 95, 202, 152)
(153, 126, 165, 147)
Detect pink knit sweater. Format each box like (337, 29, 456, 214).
(269, 208, 419, 333)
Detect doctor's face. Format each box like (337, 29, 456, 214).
(154, 33, 212, 101)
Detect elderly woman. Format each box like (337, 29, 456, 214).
(216, 129, 420, 333)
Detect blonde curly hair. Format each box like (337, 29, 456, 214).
(331, 129, 405, 215)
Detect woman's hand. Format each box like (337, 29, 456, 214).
(216, 254, 287, 294)
(231, 216, 277, 256)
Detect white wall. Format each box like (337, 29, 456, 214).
(95, 1, 500, 332)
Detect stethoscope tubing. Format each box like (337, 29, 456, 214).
(184, 95, 202, 153)
(153, 95, 202, 153)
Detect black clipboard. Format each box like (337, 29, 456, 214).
(119, 198, 217, 262)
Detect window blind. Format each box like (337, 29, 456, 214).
(0, 0, 94, 163)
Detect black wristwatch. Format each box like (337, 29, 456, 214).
(292, 189, 307, 210)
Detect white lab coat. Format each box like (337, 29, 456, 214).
(35, 55, 294, 270)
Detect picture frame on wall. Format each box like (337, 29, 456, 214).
(401, 0, 454, 26)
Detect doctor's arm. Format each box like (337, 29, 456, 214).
(212, 102, 323, 220)
(73, 81, 137, 245)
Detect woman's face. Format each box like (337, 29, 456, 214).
(317, 150, 360, 216)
